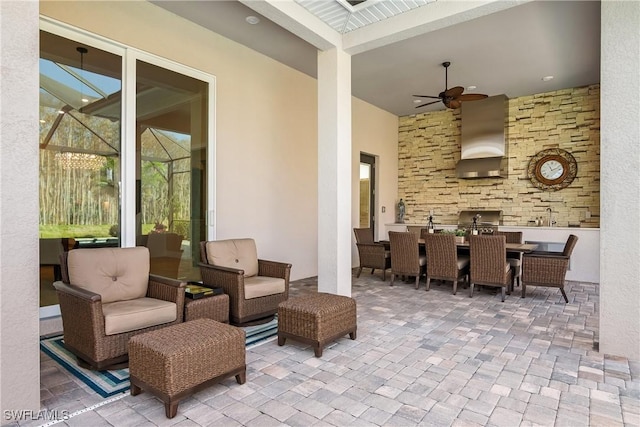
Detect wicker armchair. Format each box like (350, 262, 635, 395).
(469, 235, 513, 302)
(522, 234, 578, 303)
(494, 231, 523, 288)
(353, 228, 391, 280)
(54, 247, 186, 370)
(423, 232, 470, 295)
(388, 231, 426, 289)
(199, 239, 291, 325)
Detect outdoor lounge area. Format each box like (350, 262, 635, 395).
(1, 0, 638, 424)
(27, 273, 639, 427)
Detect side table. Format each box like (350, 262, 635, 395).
(184, 293, 229, 323)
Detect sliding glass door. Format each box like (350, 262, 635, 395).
(38, 23, 214, 314)
(135, 60, 208, 281)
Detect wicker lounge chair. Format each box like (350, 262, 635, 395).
(423, 232, 470, 295)
(388, 231, 426, 289)
(54, 247, 186, 370)
(199, 238, 291, 325)
(469, 235, 513, 302)
(522, 234, 578, 303)
(353, 228, 391, 281)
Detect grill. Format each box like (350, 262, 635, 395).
(457, 210, 502, 234)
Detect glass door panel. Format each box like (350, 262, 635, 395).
(360, 153, 375, 230)
(39, 31, 122, 308)
(135, 60, 208, 281)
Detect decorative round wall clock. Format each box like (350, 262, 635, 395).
(528, 148, 577, 191)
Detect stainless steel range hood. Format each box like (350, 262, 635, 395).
(456, 95, 509, 178)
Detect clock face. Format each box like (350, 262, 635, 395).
(540, 159, 564, 180)
(527, 149, 578, 191)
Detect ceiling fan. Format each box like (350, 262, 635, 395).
(413, 61, 488, 109)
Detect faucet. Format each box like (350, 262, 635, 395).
(546, 207, 556, 227)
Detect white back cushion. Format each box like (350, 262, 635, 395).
(205, 238, 259, 277)
(67, 247, 150, 303)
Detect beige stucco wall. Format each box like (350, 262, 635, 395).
(397, 85, 600, 228)
(600, 0, 640, 360)
(352, 97, 399, 264)
(0, 0, 41, 420)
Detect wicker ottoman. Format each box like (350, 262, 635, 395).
(129, 319, 246, 418)
(277, 293, 357, 357)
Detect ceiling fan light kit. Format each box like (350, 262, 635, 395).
(414, 61, 488, 110)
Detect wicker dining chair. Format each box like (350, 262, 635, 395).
(494, 231, 523, 288)
(388, 231, 426, 289)
(469, 235, 512, 302)
(521, 234, 578, 303)
(423, 232, 470, 295)
(353, 228, 391, 281)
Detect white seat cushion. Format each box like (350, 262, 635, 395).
(508, 257, 521, 267)
(102, 297, 177, 335)
(419, 255, 427, 266)
(206, 239, 259, 277)
(67, 247, 150, 303)
(244, 276, 286, 299)
(457, 255, 470, 270)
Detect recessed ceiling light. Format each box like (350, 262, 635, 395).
(39, 119, 46, 123)
(82, 98, 89, 103)
(467, 85, 477, 91)
(245, 16, 260, 25)
(542, 75, 554, 82)
(413, 99, 422, 104)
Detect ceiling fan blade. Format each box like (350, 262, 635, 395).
(457, 93, 489, 101)
(415, 100, 441, 109)
(444, 86, 464, 98)
(449, 99, 462, 109)
(413, 94, 441, 99)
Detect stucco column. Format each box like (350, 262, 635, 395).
(317, 47, 352, 296)
(0, 0, 41, 421)
(599, 0, 640, 359)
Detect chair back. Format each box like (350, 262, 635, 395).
(389, 231, 420, 275)
(494, 231, 522, 244)
(146, 232, 183, 258)
(63, 247, 150, 303)
(424, 233, 457, 278)
(469, 235, 509, 284)
(563, 234, 579, 257)
(406, 225, 424, 238)
(353, 228, 374, 244)
(201, 238, 259, 277)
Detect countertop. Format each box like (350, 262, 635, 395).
(386, 223, 599, 231)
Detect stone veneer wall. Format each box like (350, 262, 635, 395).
(397, 85, 600, 227)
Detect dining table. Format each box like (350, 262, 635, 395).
(452, 241, 538, 253)
(379, 239, 538, 253)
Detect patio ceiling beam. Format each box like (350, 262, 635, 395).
(239, 0, 342, 50)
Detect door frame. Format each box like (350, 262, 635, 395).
(359, 153, 376, 236)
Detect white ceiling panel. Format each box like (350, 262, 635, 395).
(295, 0, 434, 34)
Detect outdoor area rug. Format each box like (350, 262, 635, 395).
(40, 316, 279, 398)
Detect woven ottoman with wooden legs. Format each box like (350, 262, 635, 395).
(277, 293, 357, 357)
(129, 318, 246, 418)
